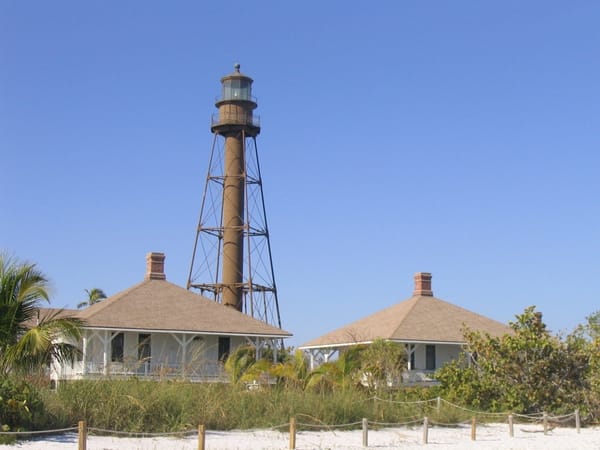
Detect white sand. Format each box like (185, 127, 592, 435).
(4, 424, 599, 449)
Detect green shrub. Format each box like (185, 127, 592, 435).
(0, 376, 48, 432)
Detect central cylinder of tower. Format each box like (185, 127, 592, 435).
(221, 134, 245, 310)
(211, 64, 260, 311)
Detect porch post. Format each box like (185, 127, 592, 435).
(467, 351, 477, 367)
(181, 334, 188, 369)
(82, 334, 88, 375)
(406, 344, 418, 371)
(103, 331, 109, 376)
(244, 336, 265, 360)
(172, 334, 195, 378)
(323, 349, 335, 363)
(256, 338, 267, 360)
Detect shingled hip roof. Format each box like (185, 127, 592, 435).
(75, 252, 291, 338)
(76, 279, 290, 337)
(299, 272, 509, 349)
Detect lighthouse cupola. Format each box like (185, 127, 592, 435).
(221, 63, 253, 101)
(212, 63, 260, 136)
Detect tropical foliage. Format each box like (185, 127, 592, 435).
(0, 377, 47, 434)
(305, 345, 364, 392)
(0, 254, 82, 377)
(435, 306, 597, 416)
(222, 339, 405, 394)
(77, 287, 107, 309)
(0, 254, 84, 434)
(359, 339, 406, 390)
(270, 349, 310, 389)
(223, 345, 258, 384)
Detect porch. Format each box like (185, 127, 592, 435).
(52, 328, 278, 383)
(57, 359, 227, 382)
(303, 341, 463, 386)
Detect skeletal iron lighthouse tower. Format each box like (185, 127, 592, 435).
(187, 64, 282, 329)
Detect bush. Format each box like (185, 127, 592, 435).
(435, 306, 593, 415)
(0, 376, 48, 432)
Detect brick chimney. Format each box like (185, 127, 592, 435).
(413, 272, 433, 296)
(145, 252, 166, 280)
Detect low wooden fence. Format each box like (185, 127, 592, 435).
(0, 398, 583, 449)
(283, 408, 581, 449)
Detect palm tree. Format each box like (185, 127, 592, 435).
(305, 345, 364, 392)
(0, 254, 82, 376)
(77, 287, 107, 309)
(223, 345, 257, 383)
(270, 349, 310, 389)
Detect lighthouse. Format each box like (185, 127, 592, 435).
(188, 64, 282, 328)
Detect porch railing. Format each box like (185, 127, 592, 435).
(61, 360, 228, 382)
(402, 370, 439, 385)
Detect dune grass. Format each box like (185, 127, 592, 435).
(39, 379, 459, 432)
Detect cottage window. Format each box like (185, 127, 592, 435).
(138, 334, 151, 362)
(111, 333, 124, 362)
(218, 337, 230, 361)
(425, 345, 436, 370)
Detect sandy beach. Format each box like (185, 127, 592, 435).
(4, 423, 599, 449)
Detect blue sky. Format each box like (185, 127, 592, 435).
(2, 2, 599, 347)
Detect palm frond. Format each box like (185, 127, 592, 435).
(0, 254, 83, 376)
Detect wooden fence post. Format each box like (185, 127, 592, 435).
(436, 396, 441, 414)
(543, 412, 548, 435)
(78, 420, 87, 450)
(289, 417, 296, 450)
(575, 409, 580, 433)
(198, 424, 205, 450)
(362, 417, 368, 447)
(508, 414, 514, 438)
(422, 417, 428, 444)
(471, 416, 476, 441)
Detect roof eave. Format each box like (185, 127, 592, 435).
(299, 338, 467, 350)
(81, 325, 291, 338)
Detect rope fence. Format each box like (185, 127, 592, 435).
(0, 426, 78, 436)
(88, 427, 198, 437)
(0, 397, 583, 449)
